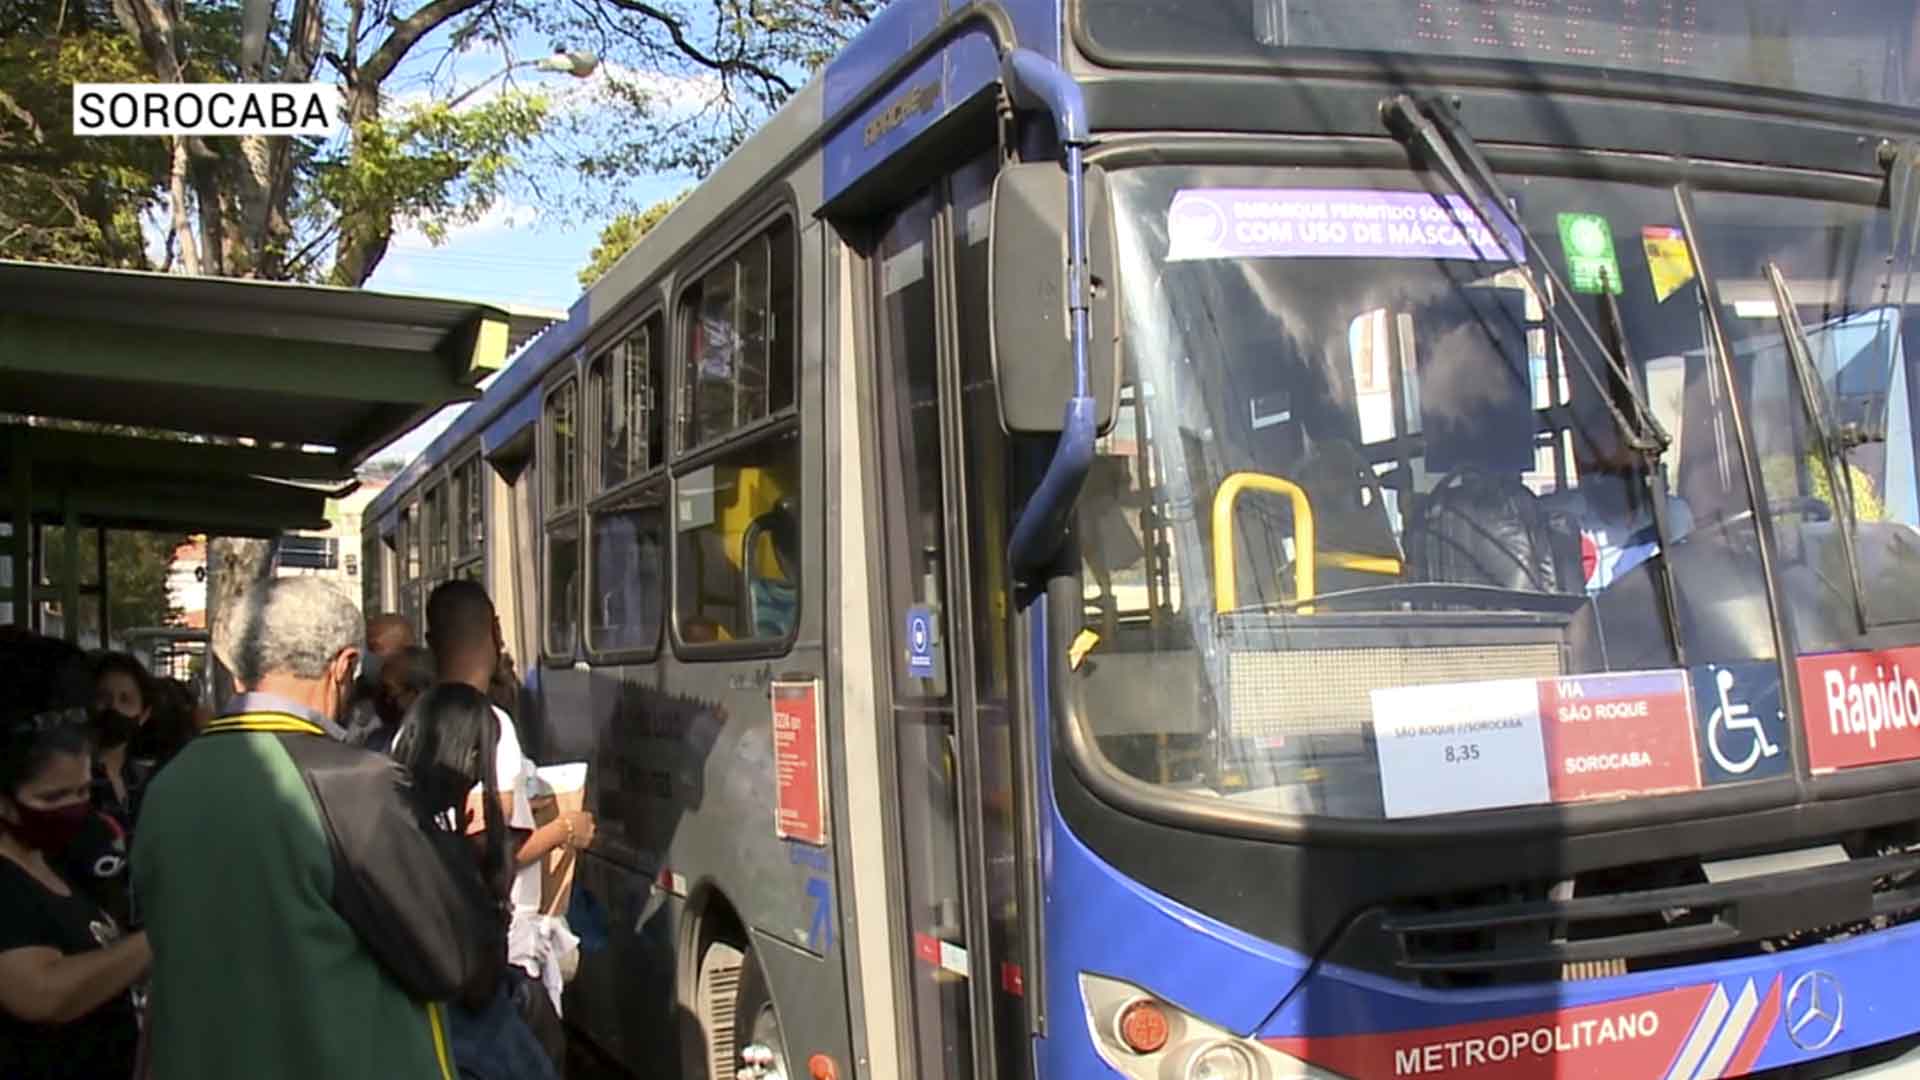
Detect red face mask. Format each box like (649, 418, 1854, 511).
(6, 799, 92, 855)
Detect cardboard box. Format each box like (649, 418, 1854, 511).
(528, 763, 588, 916)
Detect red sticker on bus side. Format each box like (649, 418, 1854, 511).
(772, 681, 828, 845)
(1538, 670, 1701, 802)
(1798, 645, 1920, 772)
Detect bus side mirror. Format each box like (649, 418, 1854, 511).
(990, 162, 1120, 434)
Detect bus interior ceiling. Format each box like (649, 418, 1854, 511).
(0, 257, 556, 642)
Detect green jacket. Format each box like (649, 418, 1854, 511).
(132, 703, 501, 1080)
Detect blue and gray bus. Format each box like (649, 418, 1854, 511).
(366, 1, 1920, 1076)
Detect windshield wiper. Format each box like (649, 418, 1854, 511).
(1596, 282, 1688, 662)
(1381, 94, 1672, 457)
(1766, 262, 1871, 634)
(1382, 93, 1686, 660)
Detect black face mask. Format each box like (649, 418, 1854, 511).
(91, 708, 140, 750)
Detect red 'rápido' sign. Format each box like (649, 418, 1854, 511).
(1538, 670, 1701, 801)
(771, 680, 827, 845)
(1798, 644, 1920, 772)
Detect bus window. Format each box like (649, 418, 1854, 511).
(678, 220, 796, 452)
(363, 530, 385, 614)
(672, 219, 800, 650)
(589, 315, 668, 657)
(396, 505, 422, 630)
(588, 486, 666, 655)
(544, 376, 582, 658)
(424, 482, 448, 579)
(595, 317, 664, 491)
(674, 432, 801, 647)
(452, 455, 484, 579)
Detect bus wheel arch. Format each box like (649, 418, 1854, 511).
(679, 884, 787, 1080)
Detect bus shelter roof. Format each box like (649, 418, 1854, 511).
(0, 258, 559, 537)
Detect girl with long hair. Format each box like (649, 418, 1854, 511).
(391, 683, 554, 1080)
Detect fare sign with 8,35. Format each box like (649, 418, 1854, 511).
(1538, 670, 1701, 801)
(1372, 678, 1551, 818)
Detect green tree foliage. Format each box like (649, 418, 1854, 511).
(578, 188, 688, 286)
(0, 1, 171, 268)
(40, 527, 184, 639)
(2, 0, 869, 285)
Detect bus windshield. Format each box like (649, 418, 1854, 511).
(1072, 164, 1920, 822)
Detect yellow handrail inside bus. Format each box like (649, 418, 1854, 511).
(1213, 472, 1316, 614)
(1322, 551, 1403, 576)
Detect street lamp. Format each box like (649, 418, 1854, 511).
(532, 49, 600, 77)
(447, 49, 601, 110)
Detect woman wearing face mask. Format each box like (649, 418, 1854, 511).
(60, 653, 158, 927)
(0, 708, 151, 1080)
(92, 653, 155, 813)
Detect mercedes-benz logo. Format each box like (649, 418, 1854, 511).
(1785, 971, 1844, 1052)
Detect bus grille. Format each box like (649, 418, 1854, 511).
(1226, 642, 1563, 739)
(1374, 846, 1920, 987)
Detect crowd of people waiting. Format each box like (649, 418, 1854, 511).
(0, 575, 596, 1080)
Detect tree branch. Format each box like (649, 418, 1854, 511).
(282, 220, 341, 279)
(361, 0, 490, 85)
(239, 0, 272, 78)
(281, 0, 328, 82)
(343, 0, 365, 72)
(604, 0, 795, 97)
(109, 0, 185, 83)
(169, 138, 201, 274)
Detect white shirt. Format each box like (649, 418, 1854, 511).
(492, 708, 581, 1011)
(488, 707, 543, 920)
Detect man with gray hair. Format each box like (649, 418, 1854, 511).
(132, 577, 501, 1080)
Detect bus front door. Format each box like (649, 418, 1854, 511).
(868, 155, 1023, 1080)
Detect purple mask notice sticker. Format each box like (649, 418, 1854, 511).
(1166, 188, 1524, 263)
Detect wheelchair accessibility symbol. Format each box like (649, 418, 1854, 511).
(1692, 663, 1789, 785)
(1708, 668, 1780, 774)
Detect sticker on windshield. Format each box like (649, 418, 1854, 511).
(1371, 678, 1550, 818)
(1642, 226, 1695, 303)
(1166, 188, 1522, 263)
(1556, 212, 1624, 295)
(1540, 670, 1701, 801)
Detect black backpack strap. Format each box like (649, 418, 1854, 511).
(281, 735, 505, 1008)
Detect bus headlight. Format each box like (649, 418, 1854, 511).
(1081, 974, 1339, 1080)
(1180, 1040, 1258, 1080)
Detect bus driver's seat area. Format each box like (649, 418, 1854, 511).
(1404, 292, 1584, 597)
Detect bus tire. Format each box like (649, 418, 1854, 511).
(735, 949, 789, 1080)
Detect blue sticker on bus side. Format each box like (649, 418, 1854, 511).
(906, 606, 936, 678)
(806, 876, 834, 951)
(1692, 661, 1790, 786)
